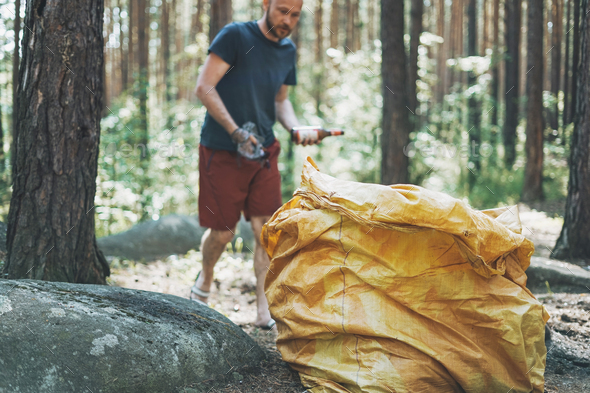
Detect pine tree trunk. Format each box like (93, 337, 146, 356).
(482, 0, 488, 55)
(504, 0, 521, 168)
(330, 0, 339, 48)
(12, 0, 21, 142)
(563, 0, 572, 126)
(467, 0, 481, 186)
(353, 0, 360, 51)
(570, 0, 581, 122)
(209, 0, 233, 43)
(491, 0, 500, 126)
(409, 0, 423, 116)
(367, 0, 375, 46)
(436, 0, 446, 104)
(162, 0, 171, 103)
(553, 0, 590, 260)
(315, 0, 324, 115)
(345, 0, 354, 51)
(128, 0, 135, 87)
(381, 0, 410, 185)
(3, 0, 109, 283)
(119, 0, 128, 92)
(550, 0, 563, 130)
(523, 0, 545, 202)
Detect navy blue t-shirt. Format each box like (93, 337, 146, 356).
(200, 21, 297, 151)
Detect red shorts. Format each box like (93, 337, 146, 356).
(198, 140, 283, 231)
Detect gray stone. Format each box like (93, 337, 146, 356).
(527, 256, 590, 293)
(97, 214, 254, 261)
(0, 279, 265, 393)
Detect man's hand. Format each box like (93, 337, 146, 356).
(231, 126, 268, 161)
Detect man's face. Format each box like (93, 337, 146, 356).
(263, 0, 303, 40)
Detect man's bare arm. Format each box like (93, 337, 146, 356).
(194, 52, 239, 135)
(275, 84, 299, 132)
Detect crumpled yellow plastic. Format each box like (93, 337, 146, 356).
(261, 158, 549, 393)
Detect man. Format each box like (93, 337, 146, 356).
(192, 0, 306, 330)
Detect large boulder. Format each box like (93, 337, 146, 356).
(97, 214, 254, 261)
(527, 256, 590, 293)
(0, 280, 265, 393)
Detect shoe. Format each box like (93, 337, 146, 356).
(257, 318, 276, 330)
(190, 271, 210, 306)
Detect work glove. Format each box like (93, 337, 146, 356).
(231, 122, 269, 161)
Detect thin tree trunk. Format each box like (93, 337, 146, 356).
(491, 0, 500, 126)
(192, 0, 204, 40)
(4, 0, 109, 283)
(119, 0, 128, 92)
(353, 0, 361, 51)
(162, 0, 171, 103)
(504, 0, 521, 168)
(553, 0, 590, 260)
(330, 0, 339, 48)
(467, 0, 481, 186)
(436, 0, 446, 103)
(128, 0, 135, 87)
(315, 0, 324, 116)
(12, 0, 21, 140)
(482, 0, 488, 55)
(381, 0, 410, 185)
(550, 0, 563, 130)
(409, 0, 423, 117)
(367, 0, 375, 46)
(137, 0, 150, 220)
(570, 0, 580, 123)
(345, 0, 354, 51)
(523, 0, 545, 202)
(563, 0, 572, 126)
(209, 0, 233, 43)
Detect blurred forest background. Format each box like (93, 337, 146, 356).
(0, 0, 585, 239)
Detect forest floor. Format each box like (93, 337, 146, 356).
(106, 201, 590, 392)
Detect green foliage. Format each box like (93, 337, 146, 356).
(96, 93, 205, 237)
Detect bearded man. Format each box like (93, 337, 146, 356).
(192, 0, 306, 330)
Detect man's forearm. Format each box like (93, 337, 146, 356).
(276, 99, 299, 131)
(197, 87, 239, 134)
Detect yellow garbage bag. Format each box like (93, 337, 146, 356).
(261, 158, 549, 393)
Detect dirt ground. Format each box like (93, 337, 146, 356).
(108, 202, 590, 392)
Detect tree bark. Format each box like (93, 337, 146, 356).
(330, 0, 339, 48)
(436, 0, 446, 104)
(345, 0, 354, 51)
(119, 0, 128, 92)
(467, 0, 481, 186)
(491, 0, 500, 126)
(563, 0, 572, 126)
(550, 0, 563, 130)
(128, 0, 135, 87)
(367, 0, 375, 46)
(409, 0, 423, 117)
(570, 0, 580, 123)
(162, 0, 171, 103)
(381, 0, 410, 185)
(4, 0, 109, 283)
(12, 0, 21, 140)
(553, 0, 590, 260)
(209, 0, 233, 43)
(504, 0, 521, 168)
(315, 0, 324, 115)
(523, 0, 545, 202)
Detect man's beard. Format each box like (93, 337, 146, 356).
(265, 11, 292, 40)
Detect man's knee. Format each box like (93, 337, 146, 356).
(206, 228, 235, 245)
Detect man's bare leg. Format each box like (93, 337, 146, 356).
(250, 216, 274, 328)
(191, 228, 234, 303)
